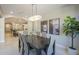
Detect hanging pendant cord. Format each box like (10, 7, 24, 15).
(32, 4, 37, 16)
(32, 4, 33, 16)
(36, 4, 37, 15)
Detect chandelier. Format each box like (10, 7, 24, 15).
(28, 4, 42, 21)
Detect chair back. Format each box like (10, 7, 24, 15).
(21, 34, 29, 54)
(18, 33, 24, 46)
(41, 32, 47, 38)
(47, 36, 55, 55)
(43, 36, 51, 54)
(18, 33, 24, 54)
(23, 30, 28, 35)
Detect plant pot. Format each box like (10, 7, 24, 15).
(68, 47, 77, 55)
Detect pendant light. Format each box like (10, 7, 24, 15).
(28, 4, 42, 21)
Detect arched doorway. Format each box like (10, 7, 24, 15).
(5, 16, 27, 42)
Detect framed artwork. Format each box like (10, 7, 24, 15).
(49, 18, 60, 35)
(41, 21, 48, 33)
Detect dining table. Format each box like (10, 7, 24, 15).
(18, 31, 50, 55)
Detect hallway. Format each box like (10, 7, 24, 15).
(0, 32, 19, 55)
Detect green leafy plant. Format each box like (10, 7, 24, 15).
(63, 16, 79, 49)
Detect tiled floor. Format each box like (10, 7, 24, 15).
(0, 32, 40, 55)
(0, 32, 77, 55)
(0, 32, 45, 55)
(0, 32, 20, 55)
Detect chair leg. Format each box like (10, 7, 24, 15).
(52, 41, 55, 55)
(27, 45, 30, 55)
(18, 39, 21, 52)
(22, 43, 25, 55)
(27, 49, 29, 55)
(27, 43, 32, 55)
(43, 48, 47, 54)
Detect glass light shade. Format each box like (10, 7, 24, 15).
(28, 15, 42, 21)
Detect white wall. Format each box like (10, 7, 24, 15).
(0, 18, 5, 43)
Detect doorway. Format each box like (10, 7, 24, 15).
(5, 23, 13, 40)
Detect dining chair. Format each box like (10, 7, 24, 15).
(51, 40, 55, 55)
(41, 32, 47, 38)
(12, 29, 18, 37)
(47, 36, 56, 55)
(18, 33, 24, 55)
(21, 34, 29, 55)
(43, 36, 51, 55)
(23, 30, 28, 35)
(22, 34, 36, 55)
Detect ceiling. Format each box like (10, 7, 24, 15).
(5, 17, 27, 24)
(0, 4, 74, 23)
(0, 4, 68, 17)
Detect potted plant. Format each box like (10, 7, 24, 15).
(63, 16, 79, 55)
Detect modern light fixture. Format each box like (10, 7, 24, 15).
(28, 15, 42, 21)
(28, 4, 42, 21)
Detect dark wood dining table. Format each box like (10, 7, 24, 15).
(26, 35, 49, 55)
(18, 31, 50, 55)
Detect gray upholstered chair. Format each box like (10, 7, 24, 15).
(47, 36, 56, 55)
(41, 32, 47, 38)
(21, 34, 29, 55)
(42, 34, 56, 55)
(18, 33, 24, 55)
(43, 36, 51, 55)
